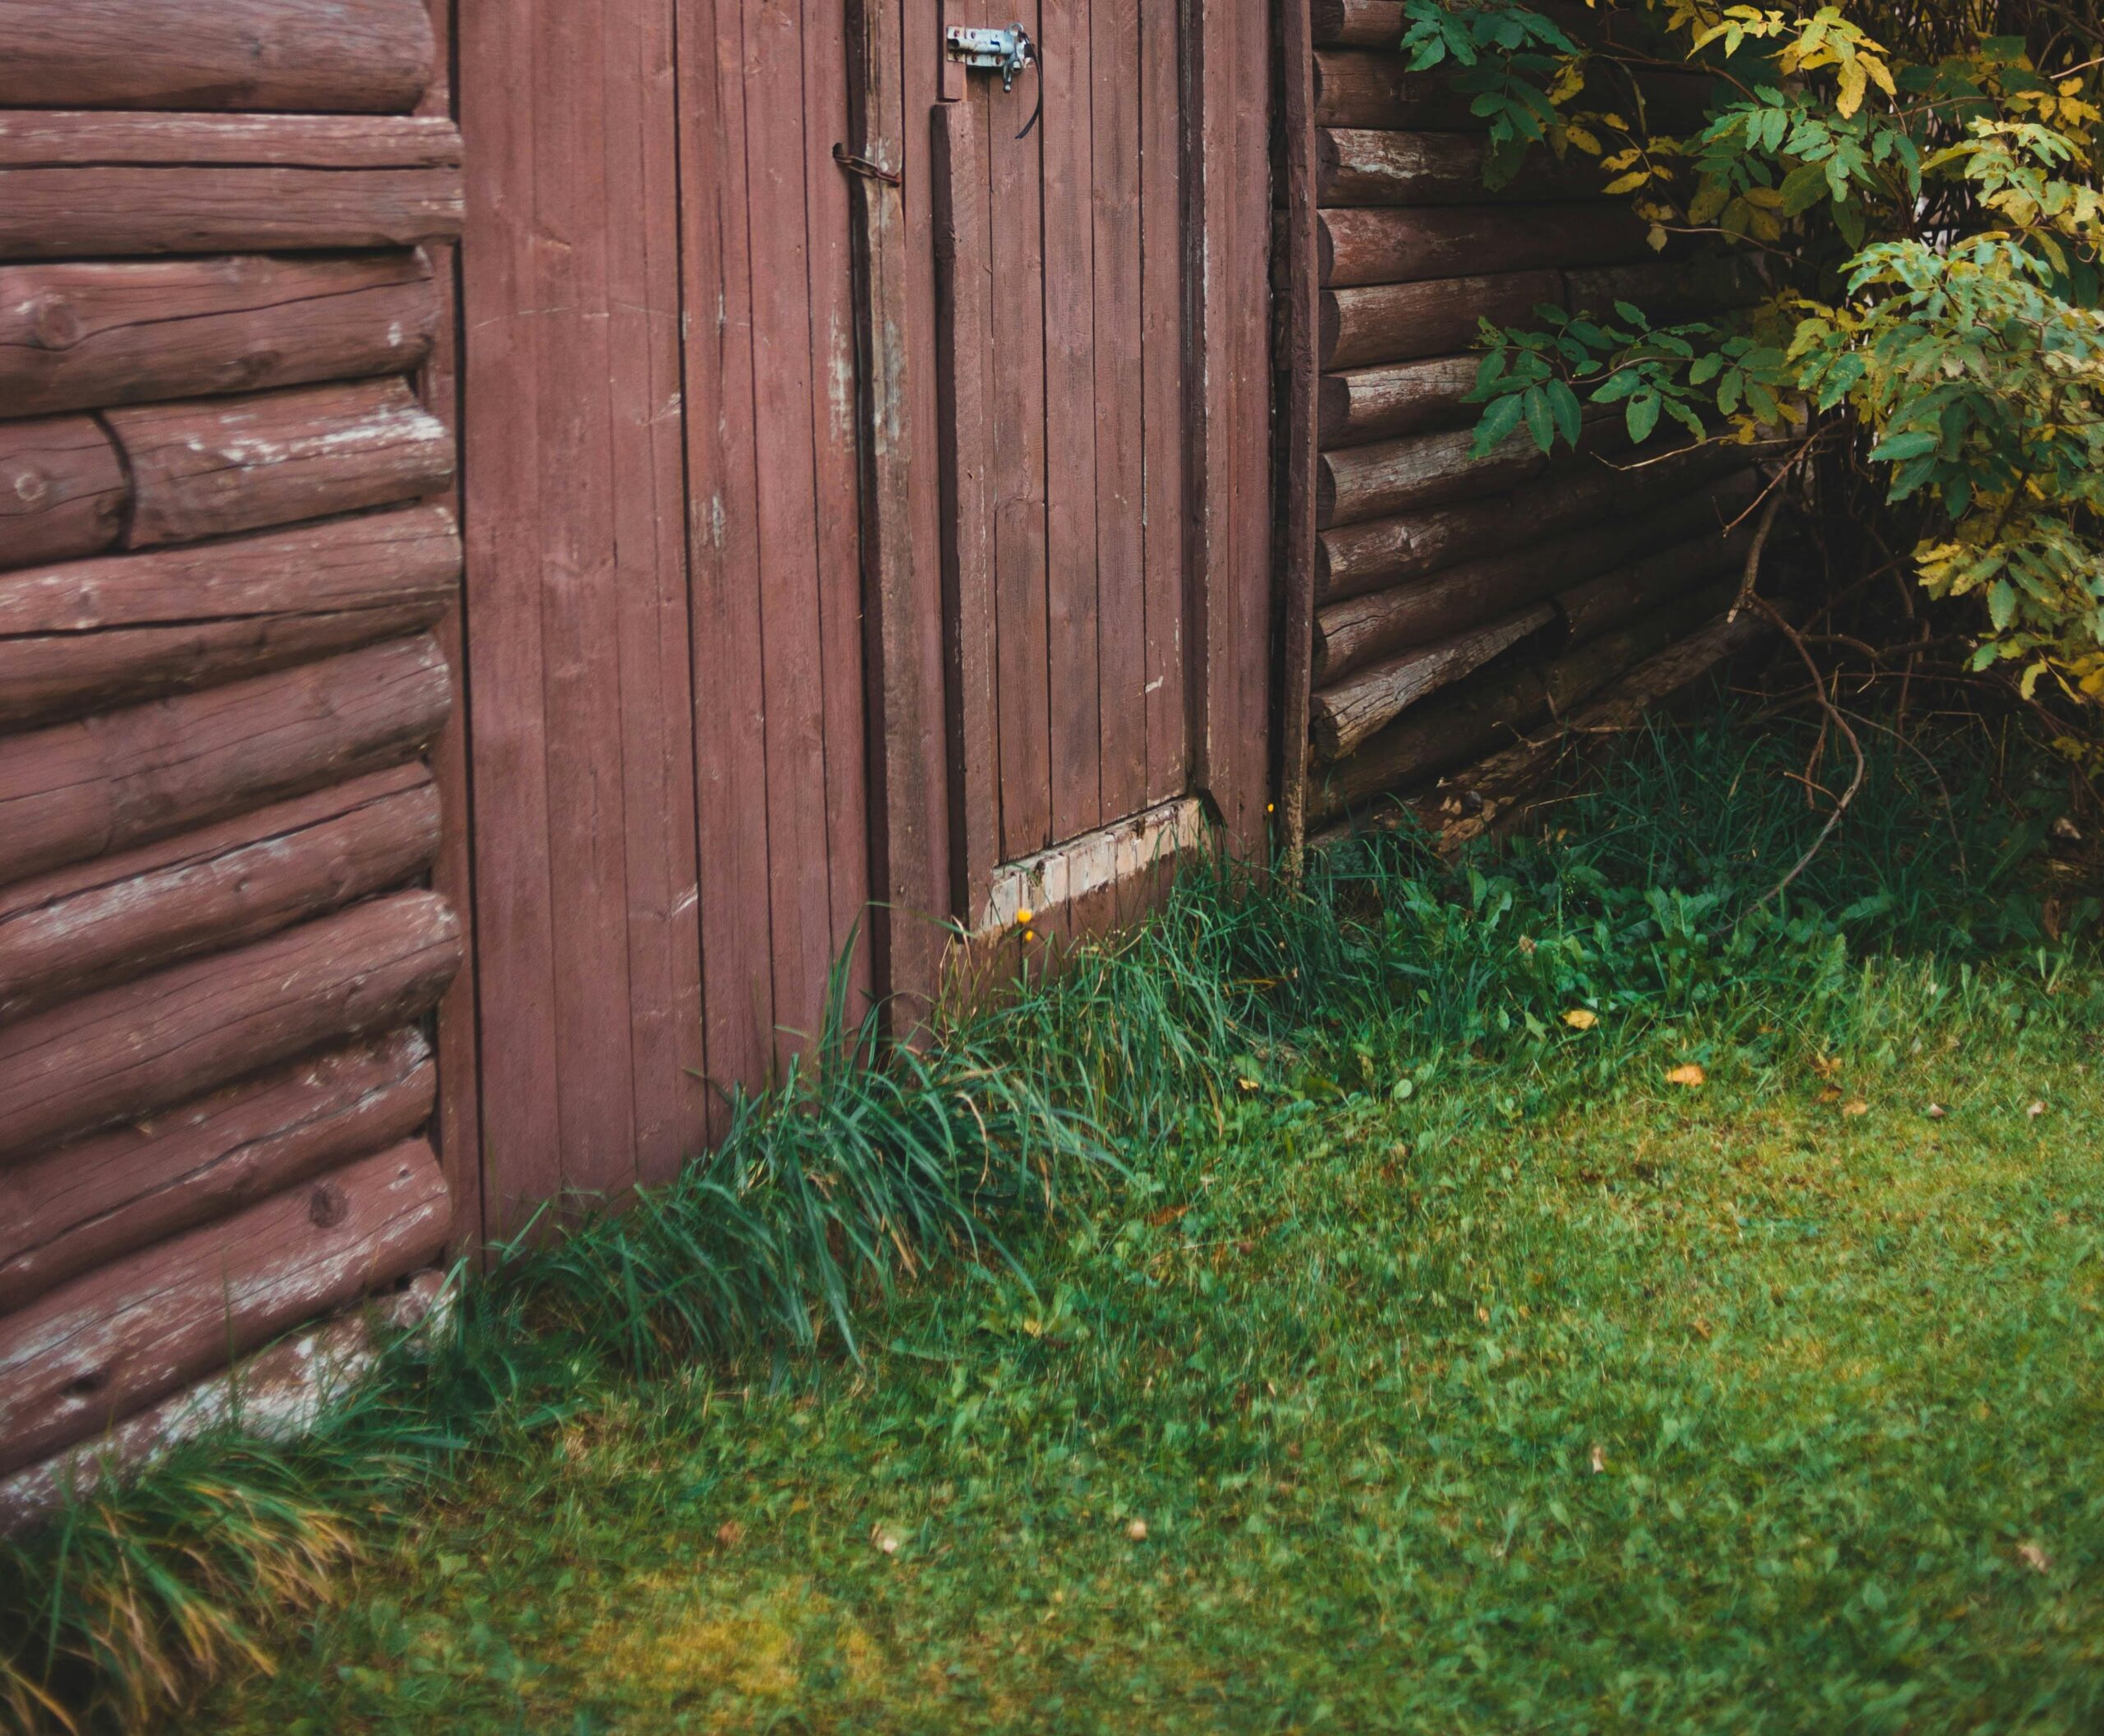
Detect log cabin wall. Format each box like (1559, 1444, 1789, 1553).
(0, 0, 466, 1509)
(1280, 0, 1760, 837)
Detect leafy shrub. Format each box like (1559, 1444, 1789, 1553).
(1407, 1, 2104, 699)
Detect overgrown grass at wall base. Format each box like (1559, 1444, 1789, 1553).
(1, 699, 2092, 1733)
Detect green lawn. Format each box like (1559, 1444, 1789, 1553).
(191, 963, 2104, 1734)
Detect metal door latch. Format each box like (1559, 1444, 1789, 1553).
(944, 24, 1036, 92)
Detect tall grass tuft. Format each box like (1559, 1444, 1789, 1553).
(0, 695, 2088, 1732)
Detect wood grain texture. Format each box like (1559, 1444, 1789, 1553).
(1313, 604, 1556, 763)
(1277, 0, 1322, 869)
(0, 764, 440, 1020)
(1138, 0, 1187, 807)
(0, 113, 460, 169)
(0, 252, 438, 419)
(1320, 269, 1562, 371)
(1310, 0, 1405, 48)
(461, 0, 704, 1226)
(1313, 50, 1479, 130)
(933, 104, 1000, 921)
(108, 379, 454, 551)
(0, 503, 459, 635)
(0, 1138, 450, 1478)
(0, 0, 438, 113)
(1318, 422, 1550, 530)
(0, 416, 127, 574)
(1318, 202, 1650, 289)
(1319, 353, 1482, 446)
(0, 169, 462, 259)
(1041, 0, 1104, 844)
(847, 0, 949, 1022)
(1555, 525, 1750, 644)
(0, 890, 460, 1163)
(0, 1030, 434, 1316)
(1317, 441, 1743, 600)
(1317, 127, 1604, 206)
(0, 631, 450, 886)
(984, 0, 1054, 862)
(1092, 0, 1147, 825)
(1310, 662, 1548, 823)
(1313, 474, 1756, 680)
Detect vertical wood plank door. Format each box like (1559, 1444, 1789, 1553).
(930, 0, 1193, 914)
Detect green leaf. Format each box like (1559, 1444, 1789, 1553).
(1523, 386, 1556, 454)
(1473, 391, 1528, 459)
(1988, 579, 2019, 632)
(1547, 380, 1585, 447)
(1868, 429, 1940, 463)
(1626, 392, 1662, 444)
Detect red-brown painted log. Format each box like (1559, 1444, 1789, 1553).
(0, 603, 445, 730)
(0, 890, 460, 1162)
(1319, 203, 1651, 289)
(0, 116, 461, 260)
(0, 631, 450, 886)
(0, 1139, 450, 1477)
(0, 1030, 434, 1316)
(1321, 270, 1563, 372)
(1317, 441, 1746, 600)
(107, 379, 454, 550)
(1318, 422, 1556, 530)
(1313, 604, 1557, 763)
(0, 0, 437, 113)
(0, 252, 438, 419)
(1317, 128, 1607, 206)
(0, 114, 459, 170)
(0, 417, 127, 574)
(1311, 0, 1407, 47)
(1319, 353, 1483, 447)
(0, 502, 460, 636)
(1313, 473, 1757, 678)
(1313, 51, 1484, 130)
(0, 764, 440, 1019)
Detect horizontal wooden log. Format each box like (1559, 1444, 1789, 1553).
(1543, 579, 1738, 716)
(0, 114, 459, 170)
(1317, 127, 1606, 206)
(1563, 255, 1765, 323)
(0, 1, 437, 113)
(1313, 604, 1556, 763)
(1322, 269, 1562, 372)
(0, 1139, 449, 1478)
(1317, 439, 1746, 600)
(1320, 353, 1481, 447)
(1313, 473, 1757, 678)
(1557, 528, 1750, 645)
(0, 1269, 446, 1536)
(1419, 589, 1769, 854)
(0, 417, 127, 574)
(1312, 663, 1548, 823)
(1313, 51, 1479, 130)
(0, 631, 451, 885)
(0, 252, 438, 419)
(1319, 422, 1560, 531)
(0, 1030, 434, 1316)
(1319, 202, 1650, 289)
(0, 764, 440, 1019)
(0, 601, 445, 731)
(1311, 0, 1405, 48)
(0, 889, 460, 1162)
(108, 380, 454, 550)
(0, 118, 463, 258)
(1314, 48, 1714, 132)
(0, 502, 461, 635)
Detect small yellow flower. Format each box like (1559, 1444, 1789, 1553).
(1023, 929, 1038, 944)
(1015, 907, 1034, 927)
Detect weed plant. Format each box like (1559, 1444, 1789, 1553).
(1, 699, 2092, 1732)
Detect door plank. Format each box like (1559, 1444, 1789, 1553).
(1090, 0, 1147, 822)
(1139, 0, 1188, 806)
(933, 104, 1001, 921)
(984, 6, 1053, 862)
(1038, 0, 1103, 845)
(678, 0, 776, 1116)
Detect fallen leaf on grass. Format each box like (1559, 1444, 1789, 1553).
(717, 1521, 745, 1548)
(1127, 1518, 1149, 1541)
(1563, 1009, 1599, 1032)
(2028, 1101, 2047, 1119)
(1590, 1444, 1606, 1475)
(1665, 1064, 1706, 1089)
(1926, 1103, 1948, 1120)
(2019, 1541, 2051, 1574)
(871, 1526, 902, 1556)
(1842, 1098, 1870, 1118)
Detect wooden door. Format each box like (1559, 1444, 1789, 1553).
(930, 0, 1193, 924)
